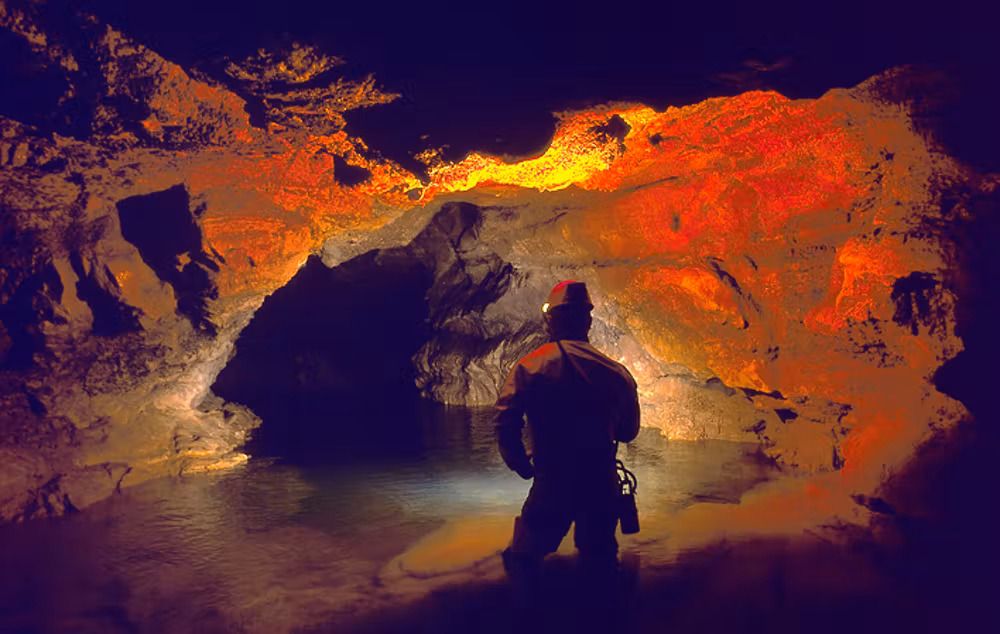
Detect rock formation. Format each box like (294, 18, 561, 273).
(0, 1, 983, 529)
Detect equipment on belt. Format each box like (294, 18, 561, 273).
(616, 455, 640, 534)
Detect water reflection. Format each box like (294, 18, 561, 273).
(0, 407, 774, 632)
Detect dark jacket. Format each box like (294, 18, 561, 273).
(495, 339, 641, 483)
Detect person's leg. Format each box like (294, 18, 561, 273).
(570, 504, 621, 627)
(503, 485, 573, 618)
(503, 484, 572, 577)
(573, 499, 619, 563)
(502, 517, 545, 578)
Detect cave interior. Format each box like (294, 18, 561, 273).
(1, 1, 999, 632)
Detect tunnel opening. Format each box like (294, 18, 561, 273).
(212, 251, 436, 462)
(212, 201, 543, 463)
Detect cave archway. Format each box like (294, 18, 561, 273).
(212, 250, 435, 461)
(212, 201, 545, 463)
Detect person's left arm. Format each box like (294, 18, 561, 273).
(615, 370, 641, 443)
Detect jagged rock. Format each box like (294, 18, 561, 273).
(0, 3, 976, 522)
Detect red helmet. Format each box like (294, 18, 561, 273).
(542, 280, 593, 314)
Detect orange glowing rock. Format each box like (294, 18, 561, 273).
(806, 237, 909, 333)
(201, 215, 314, 294)
(423, 107, 632, 196)
(96, 28, 254, 147)
(631, 266, 744, 326)
(0, 2, 969, 530)
(407, 81, 962, 490)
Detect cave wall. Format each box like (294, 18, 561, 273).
(378, 199, 787, 449)
(0, 3, 982, 526)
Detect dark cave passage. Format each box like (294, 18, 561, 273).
(212, 201, 538, 461)
(212, 251, 435, 461)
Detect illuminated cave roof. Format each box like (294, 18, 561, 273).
(0, 1, 995, 530)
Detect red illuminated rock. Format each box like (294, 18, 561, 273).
(0, 5, 975, 532)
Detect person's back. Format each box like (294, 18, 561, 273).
(496, 281, 640, 573)
(501, 339, 638, 482)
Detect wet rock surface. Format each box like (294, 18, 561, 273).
(0, 1, 985, 530)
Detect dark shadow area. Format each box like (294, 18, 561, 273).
(0, 1, 118, 141)
(321, 523, 1000, 634)
(76, 1, 999, 174)
(0, 221, 63, 370)
(867, 146, 1000, 634)
(0, 29, 70, 132)
(329, 555, 643, 634)
(68, 251, 142, 337)
(932, 184, 1000, 426)
(212, 252, 435, 462)
(907, 66, 1000, 175)
(332, 154, 372, 187)
(115, 184, 219, 334)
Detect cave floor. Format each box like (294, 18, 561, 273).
(0, 408, 781, 633)
(2, 407, 995, 634)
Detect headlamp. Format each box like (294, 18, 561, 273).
(541, 302, 550, 314)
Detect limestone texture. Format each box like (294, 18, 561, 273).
(0, 2, 982, 529)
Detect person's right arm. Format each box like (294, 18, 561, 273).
(495, 363, 534, 479)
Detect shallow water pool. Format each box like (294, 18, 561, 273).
(0, 407, 774, 632)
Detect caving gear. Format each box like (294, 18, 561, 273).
(541, 279, 593, 315)
(496, 295, 641, 563)
(616, 455, 640, 534)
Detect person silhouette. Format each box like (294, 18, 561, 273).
(495, 280, 641, 578)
